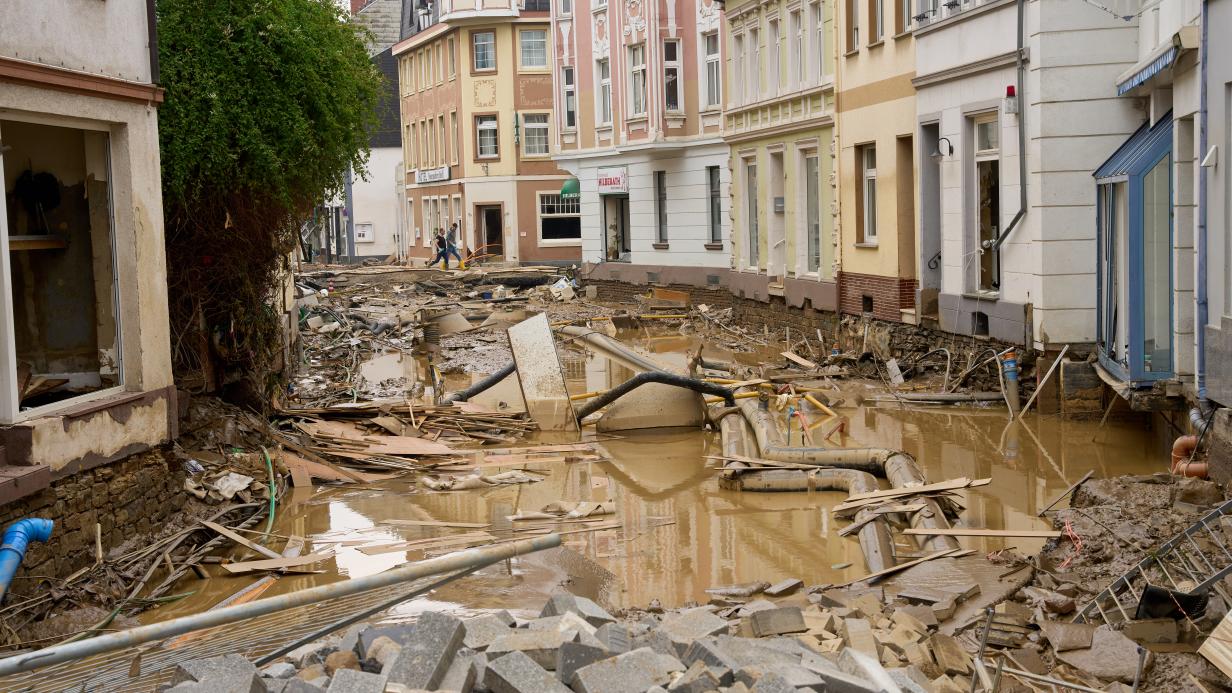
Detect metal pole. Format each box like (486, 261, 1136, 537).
(969, 607, 995, 693)
(1131, 646, 1146, 692)
(0, 535, 561, 677)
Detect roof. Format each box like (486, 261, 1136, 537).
(1094, 112, 1173, 180)
(369, 47, 402, 149)
(354, 0, 404, 55)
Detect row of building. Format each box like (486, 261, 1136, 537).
(344, 0, 1231, 403)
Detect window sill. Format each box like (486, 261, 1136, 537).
(538, 239, 583, 248)
(868, 39, 885, 48)
(518, 66, 550, 74)
(701, 106, 723, 115)
(854, 241, 879, 248)
(962, 291, 1001, 301)
(704, 242, 724, 251)
(627, 115, 649, 124)
(893, 29, 912, 39)
(521, 154, 552, 160)
(652, 242, 670, 250)
(844, 48, 860, 57)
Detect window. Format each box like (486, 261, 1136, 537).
(629, 44, 647, 116)
(520, 29, 548, 68)
(561, 0, 573, 14)
(439, 114, 447, 164)
(435, 43, 443, 83)
(870, 0, 884, 41)
(473, 31, 495, 71)
(811, 2, 825, 80)
(705, 32, 722, 108)
(420, 49, 428, 87)
(791, 11, 804, 86)
(427, 122, 436, 166)
(655, 171, 668, 243)
(448, 37, 456, 77)
(597, 0, 606, 7)
(597, 59, 612, 123)
(0, 119, 123, 417)
(664, 40, 682, 112)
(356, 222, 374, 242)
(974, 117, 1000, 292)
(410, 123, 418, 167)
(476, 115, 499, 158)
(749, 28, 758, 98)
(733, 35, 745, 103)
(539, 193, 582, 241)
(453, 196, 464, 248)
(707, 166, 723, 243)
(746, 162, 760, 266)
(768, 20, 780, 95)
(450, 111, 459, 164)
(859, 145, 877, 242)
(523, 113, 549, 155)
(562, 67, 577, 129)
(847, 0, 860, 50)
(405, 124, 415, 168)
(805, 154, 821, 272)
(896, 0, 911, 33)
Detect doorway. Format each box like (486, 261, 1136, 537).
(477, 205, 502, 258)
(918, 124, 942, 319)
(603, 195, 630, 261)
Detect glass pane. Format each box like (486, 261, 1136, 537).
(806, 156, 820, 272)
(976, 120, 998, 152)
(977, 159, 999, 290)
(1142, 155, 1171, 373)
(747, 164, 759, 265)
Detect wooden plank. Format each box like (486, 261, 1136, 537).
(836, 548, 976, 587)
(278, 449, 369, 483)
(833, 478, 991, 514)
(201, 521, 282, 560)
(357, 532, 497, 556)
(781, 351, 818, 369)
(1018, 344, 1070, 420)
(221, 551, 336, 574)
(902, 528, 1062, 538)
(1038, 470, 1094, 517)
(361, 435, 459, 456)
(383, 519, 491, 529)
(1199, 610, 1232, 679)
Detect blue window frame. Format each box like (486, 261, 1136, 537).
(1094, 113, 1173, 385)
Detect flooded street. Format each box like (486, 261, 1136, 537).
(143, 329, 1171, 626)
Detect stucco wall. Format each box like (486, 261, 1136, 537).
(1203, 0, 1232, 405)
(0, 1, 153, 84)
(352, 146, 405, 258)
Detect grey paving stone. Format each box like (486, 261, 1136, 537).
(539, 594, 616, 628)
(747, 607, 807, 637)
(484, 651, 572, 693)
(487, 630, 569, 669)
(465, 614, 514, 650)
(556, 641, 613, 684)
(382, 611, 465, 690)
(439, 649, 479, 693)
(658, 609, 729, 653)
(325, 669, 386, 693)
(171, 654, 265, 693)
(594, 623, 635, 654)
(570, 647, 678, 693)
(261, 662, 298, 680)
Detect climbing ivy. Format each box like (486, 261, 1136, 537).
(157, 0, 381, 393)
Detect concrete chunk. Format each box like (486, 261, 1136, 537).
(570, 647, 678, 693)
(748, 607, 807, 637)
(928, 634, 970, 676)
(838, 648, 902, 693)
(171, 654, 265, 693)
(466, 614, 515, 650)
(594, 623, 636, 654)
(326, 669, 386, 693)
(540, 594, 616, 628)
(383, 611, 465, 690)
(556, 641, 613, 684)
(842, 618, 880, 659)
(1057, 625, 1154, 683)
(749, 672, 796, 693)
(658, 609, 730, 653)
(763, 579, 803, 597)
(439, 650, 479, 693)
(667, 660, 724, 693)
(1039, 621, 1097, 652)
(485, 651, 572, 693)
(682, 637, 740, 673)
(487, 630, 569, 669)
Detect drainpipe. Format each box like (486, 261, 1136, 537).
(0, 519, 54, 602)
(1196, 0, 1209, 405)
(989, 0, 1029, 288)
(344, 169, 357, 263)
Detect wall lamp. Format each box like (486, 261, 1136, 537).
(930, 137, 954, 160)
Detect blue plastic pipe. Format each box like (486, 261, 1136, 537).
(0, 518, 54, 602)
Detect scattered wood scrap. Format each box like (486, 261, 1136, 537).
(781, 352, 818, 369)
(221, 550, 336, 575)
(833, 478, 991, 515)
(837, 548, 977, 587)
(902, 528, 1062, 538)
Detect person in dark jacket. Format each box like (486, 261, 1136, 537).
(430, 229, 450, 268)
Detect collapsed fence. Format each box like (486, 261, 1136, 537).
(0, 535, 561, 692)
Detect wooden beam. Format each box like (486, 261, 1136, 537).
(902, 528, 1062, 538)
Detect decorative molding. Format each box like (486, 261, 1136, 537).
(624, 0, 647, 36)
(0, 56, 163, 105)
(473, 80, 497, 106)
(593, 12, 610, 56)
(911, 50, 1021, 88)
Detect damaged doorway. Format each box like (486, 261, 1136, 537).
(477, 205, 503, 259)
(0, 118, 121, 419)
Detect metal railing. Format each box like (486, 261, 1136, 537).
(0, 535, 561, 692)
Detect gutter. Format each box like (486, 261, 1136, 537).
(988, 0, 1029, 282)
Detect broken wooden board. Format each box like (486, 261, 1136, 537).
(903, 528, 1062, 538)
(221, 551, 336, 574)
(201, 521, 282, 560)
(837, 548, 976, 587)
(507, 313, 579, 432)
(1199, 609, 1232, 680)
(781, 352, 818, 369)
(278, 450, 375, 484)
(833, 478, 991, 514)
(383, 519, 491, 529)
(357, 532, 497, 556)
(360, 435, 459, 456)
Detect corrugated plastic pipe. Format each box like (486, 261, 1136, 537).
(0, 518, 54, 602)
(736, 397, 959, 553)
(442, 361, 516, 403)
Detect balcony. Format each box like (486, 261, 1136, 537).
(438, 0, 520, 22)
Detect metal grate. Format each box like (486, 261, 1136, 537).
(0, 536, 559, 692)
(1074, 498, 1232, 625)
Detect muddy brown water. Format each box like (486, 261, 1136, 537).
(143, 331, 1171, 628)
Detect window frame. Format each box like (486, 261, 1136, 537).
(846, 0, 860, 51)
(870, 0, 884, 42)
(707, 166, 723, 244)
(475, 114, 500, 159)
(791, 11, 804, 87)
(537, 192, 583, 246)
(448, 36, 457, 78)
(811, 1, 826, 81)
(732, 34, 745, 105)
(663, 39, 682, 113)
(746, 158, 760, 268)
(749, 28, 761, 100)
(972, 114, 1001, 293)
(654, 170, 669, 243)
(521, 112, 550, 157)
(519, 28, 549, 70)
(628, 43, 647, 117)
(704, 32, 722, 109)
(472, 30, 497, 72)
(562, 66, 578, 130)
(450, 111, 460, 165)
(597, 58, 613, 124)
(859, 144, 878, 244)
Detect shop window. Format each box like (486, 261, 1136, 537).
(0, 119, 121, 417)
(539, 193, 581, 241)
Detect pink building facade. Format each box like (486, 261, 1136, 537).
(552, 0, 733, 270)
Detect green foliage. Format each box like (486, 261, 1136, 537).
(156, 0, 382, 391)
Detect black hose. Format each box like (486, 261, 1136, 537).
(442, 362, 516, 403)
(575, 372, 734, 421)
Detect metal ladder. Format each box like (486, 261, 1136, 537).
(1074, 498, 1232, 624)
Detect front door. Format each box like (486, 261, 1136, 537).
(479, 205, 502, 258)
(603, 195, 630, 261)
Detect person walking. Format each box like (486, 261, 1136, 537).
(430, 228, 450, 269)
(446, 222, 465, 269)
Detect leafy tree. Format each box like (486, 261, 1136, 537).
(157, 0, 380, 391)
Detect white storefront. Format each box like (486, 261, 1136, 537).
(560, 140, 731, 268)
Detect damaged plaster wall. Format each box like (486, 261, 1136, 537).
(27, 396, 171, 473)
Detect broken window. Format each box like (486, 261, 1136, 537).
(0, 119, 121, 418)
(973, 116, 1000, 292)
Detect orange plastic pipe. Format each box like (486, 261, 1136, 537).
(1171, 434, 1207, 477)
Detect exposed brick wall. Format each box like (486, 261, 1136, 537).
(838, 271, 916, 323)
(0, 449, 186, 597)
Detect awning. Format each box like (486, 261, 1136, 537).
(1094, 111, 1173, 181)
(1117, 46, 1177, 96)
(560, 177, 580, 199)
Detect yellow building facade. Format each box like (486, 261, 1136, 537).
(834, 0, 916, 321)
(725, 0, 839, 309)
